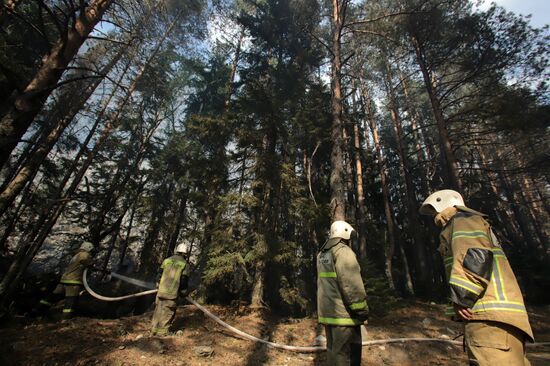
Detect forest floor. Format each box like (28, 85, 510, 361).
(1, 300, 549, 366)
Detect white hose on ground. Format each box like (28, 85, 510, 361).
(186, 297, 468, 351)
(82, 269, 550, 352)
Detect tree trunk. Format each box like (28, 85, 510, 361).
(90, 108, 164, 247)
(0, 175, 39, 250)
(139, 181, 174, 278)
(495, 155, 540, 254)
(250, 122, 278, 307)
(410, 33, 461, 190)
(398, 68, 431, 196)
(384, 63, 431, 295)
(0, 47, 124, 216)
(119, 197, 137, 268)
(513, 151, 550, 252)
(0, 16, 178, 306)
(100, 219, 122, 275)
(250, 258, 266, 308)
(351, 86, 368, 259)
(225, 27, 245, 108)
(166, 190, 189, 257)
(329, 0, 348, 221)
(0, 0, 114, 169)
(342, 126, 356, 231)
(474, 140, 523, 244)
(359, 79, 413, 294)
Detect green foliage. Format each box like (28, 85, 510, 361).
(359, 258, 398, 317)
(487, 87, 550, 131)
(278, 275, 308, 313)
(201, 223, 253, 303)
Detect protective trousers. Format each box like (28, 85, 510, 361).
(324, 325, 362, 366)
(37, 284, 81, 319)
(465, 321, 531, 366)
(151, 297, 177, 336)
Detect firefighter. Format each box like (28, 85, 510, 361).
(35, 241, 94, 319)
(150, 243, 190, 336)
(317, 221, 368, 366)
(420, 189, 534, 366)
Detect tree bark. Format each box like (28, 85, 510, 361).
(351, 86, 368, 259)
(250, 260, 266, 308)
(329, 0, 348, 221)
(119, 194, 137, 268)
(225, 27, 245, 108)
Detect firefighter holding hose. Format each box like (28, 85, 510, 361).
(150, 243, 190, 336)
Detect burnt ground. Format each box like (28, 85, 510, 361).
(1, 300, 549, 365)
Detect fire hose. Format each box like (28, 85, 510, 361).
(82, 269, 549, 352)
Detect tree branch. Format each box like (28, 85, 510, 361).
(87, 35, 131, 46)
(306, 27, 333, 56)
(351, 29, 398, 44)
(346, 10, 423, 27)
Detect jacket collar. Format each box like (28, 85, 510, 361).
(320, 237, 346, 252)
(456, 205, 487, 217)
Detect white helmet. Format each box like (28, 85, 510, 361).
(175, 243, 187, 254)
(80, 241, 94, 252)
(329, 221, 355, 240)
(419, 189, 465, 215)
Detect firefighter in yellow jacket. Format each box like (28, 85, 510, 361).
(317, 221, 368, 366)
(420, 190, 533, 366)
(151, 243, 190, 336)
(36, 241, 94, 319)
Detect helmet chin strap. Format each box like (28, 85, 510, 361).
(434, 206, 458, 228)
(434, 213, 447, 228)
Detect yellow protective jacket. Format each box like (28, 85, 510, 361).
(60, 250, 92, 285)
(157, 254, 189, 300)
(439, 206, 534, 341)
(317, 238, 369, 326)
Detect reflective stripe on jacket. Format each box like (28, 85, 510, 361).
(60, 250, 92, 285)
(317, 237, 368, 326)
(157, 254, 189, 300)
(439, 206, 534, 341)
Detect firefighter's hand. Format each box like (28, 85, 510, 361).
(453, 303, 473, 321)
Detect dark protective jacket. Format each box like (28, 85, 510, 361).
(157, 254, 189, 300)
(60, 250, 92, 285)
(317, 238, 369, 326)
(439, 206, 534, 341)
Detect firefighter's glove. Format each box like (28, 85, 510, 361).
(352, 306, 369, 323)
